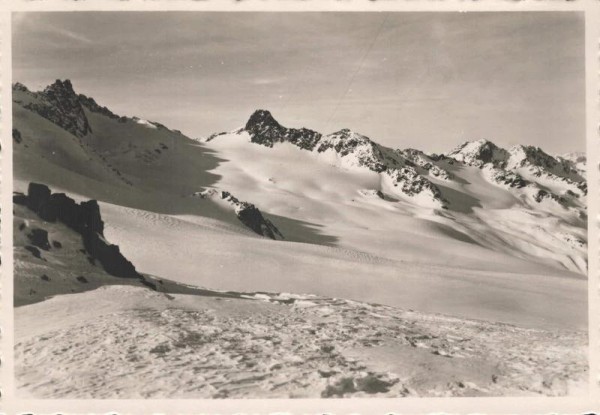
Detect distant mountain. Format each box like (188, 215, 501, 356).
(208, 109, 586, 211)
(236, 110, 450, 208)
(447, 139, 586, 200)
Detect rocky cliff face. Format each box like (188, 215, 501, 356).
(20, 80, 93, 138)
(15, 183, 140, 279)
(245, 110, 322, 150)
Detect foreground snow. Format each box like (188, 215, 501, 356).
(15, 285, 587, 398)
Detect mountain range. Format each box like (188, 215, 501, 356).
(12, 79, 589, 398)
(12, 80, 587, 326)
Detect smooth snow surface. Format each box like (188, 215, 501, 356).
(100, 200, 586, 331)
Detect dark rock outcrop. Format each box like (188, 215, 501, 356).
(196, 188, 284, 240)
(387, 167, 448, 208)
(489, 170, 527, 189)
(245, 110, 322, 150)
(26, 182, 53, 219)
(236, 203, 283, 240)
(13, 128, 22, 143)
(397, 148, 452, 180)
(24, 79, 92, 138)
(218, 190, 284, 240)
(533, 189, 566, 205)
(27, 228, 51, 251)
(13, 192, 28, 206)
(22, 183, 139, 279)
(25, 245, 42, 260)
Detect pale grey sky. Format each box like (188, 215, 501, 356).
(13, 12, 585, 154)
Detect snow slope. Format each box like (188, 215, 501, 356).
(12, 82, 588, 330)
(202, 127, 587, 275)
(99, 198, 586, 331)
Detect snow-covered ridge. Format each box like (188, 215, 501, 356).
(447, 139, 510, 168)
(209, 110, 588, 211)
(397, 148, 452, 181)
(446, 138, 587, 202)
(212, 110, 449, 208)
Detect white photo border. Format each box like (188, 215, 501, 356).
(1, 1, 598, 413)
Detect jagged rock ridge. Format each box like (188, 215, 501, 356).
(232, 110, 451, 208)
(447, 139, 587, 205)
(14, 183, 144, 281)
(209, 111, 587, 211)
(21, 79, 92, 138)
(245, 110, 322, 150)
(13, 79, 172, 139)
(194, 188, 284, 240)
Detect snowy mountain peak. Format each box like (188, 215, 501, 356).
(326, 128, 371, 142)
(505, 144, 586, 194)
(447, 139, 509, 168)
(317, 129, 388, 172)
(507, 144, 566, 171)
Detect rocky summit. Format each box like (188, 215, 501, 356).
(245, 109, 323, 150)
(20, 79, 93, 138)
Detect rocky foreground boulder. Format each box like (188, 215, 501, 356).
(15, 183, 140, 279)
